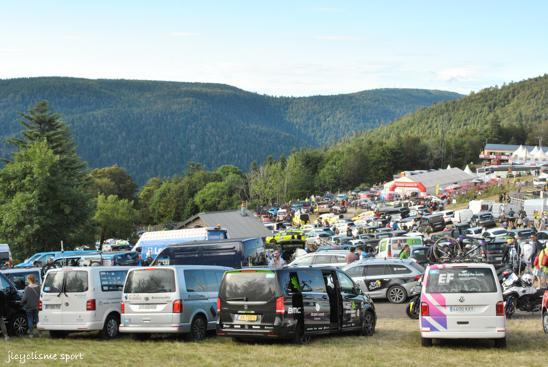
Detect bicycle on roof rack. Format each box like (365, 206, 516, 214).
(427, 236, 488, 263)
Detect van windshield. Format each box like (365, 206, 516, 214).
(124, 269, 176, 293)
(425, 267, 497, 293)
(221, 271, 279, 302)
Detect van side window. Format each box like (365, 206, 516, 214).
(203, 270, 222, 292)
(345, 266, 365, 277)
(65, 271, 88, 293)
(296, 270, 326, 293)
(337, 272, 357, 294)
(100, 271, 128, 292)
(0, 274, 11, 291)
(185, 270, 207, 292)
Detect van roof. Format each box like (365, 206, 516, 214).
(129, 265, 232, 271)
(426, 263, 495, 270)
(1, 267, 41, 274)
(51, 266, 135, 272)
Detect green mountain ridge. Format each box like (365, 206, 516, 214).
(0, 77, 461, 183)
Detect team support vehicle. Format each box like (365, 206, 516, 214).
(120, 265, 230, 340)
(216, 267, 376, 343)
(419, 263, 506, 347)
(38, 266, 132, 339)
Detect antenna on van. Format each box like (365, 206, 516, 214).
(60, 240, 64, 253)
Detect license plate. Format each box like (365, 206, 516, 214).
(449, 306, 474, 312)
(139, 304, 156, 310)
(45, 304, 61, 310)
(237, 314, 258, 321)
(494, 257, 502, 261)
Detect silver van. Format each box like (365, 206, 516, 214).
(120, 265, 231, 340)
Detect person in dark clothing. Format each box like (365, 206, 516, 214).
(0, 290, 9, 341)
(21, 274, 40, 337)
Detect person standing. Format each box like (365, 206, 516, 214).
(0, 289, 9, 341)
(399, 245, 410, 260)
(21, 274, 40, 337)
(345, 248, 357, 264)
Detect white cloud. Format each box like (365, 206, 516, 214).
(314, 35, 362, 42)
(436, 67, 480, 82)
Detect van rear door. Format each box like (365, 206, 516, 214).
(423, 266, 502, 333)
(40, 270, 65, 325)
(123, 268, 178, 326)
(62, 270, 90, 325)
(219, 270, 281, 326)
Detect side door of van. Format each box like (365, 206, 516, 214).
(97, 269, 128, 322)
(62, 270, 90, 325)
(295, 269, 330, 333)
(182, 269, 221, 329)
(335, 271, 362, 329)
(376, 239, 388, 258)
(40, 270, 65, 325)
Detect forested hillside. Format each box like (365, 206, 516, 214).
(0, 77, 460, 183)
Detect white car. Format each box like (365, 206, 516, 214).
(420, 263, 506, 348)
(482, 227, 508, 239)
(288, 251, 347, 268)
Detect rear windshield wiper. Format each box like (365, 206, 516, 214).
(226, 297, 248, 301)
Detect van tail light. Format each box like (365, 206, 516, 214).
(86, 299, 96, 311)
(414, 275, 422, 281)
(120, 302, 125, 314)
(173, 299, 183, 313)
(496, 301, 504, 316)
(387, 249, 392, 257)
(38, 300, 42, 311)
(275, 296, 285, 314)
(420, 302, 429, 316)
(217, 297, 221, 313)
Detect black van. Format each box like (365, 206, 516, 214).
(216, 267, 376, 343)
(0, 272, 28, 336)
(154, 238, 267, 268)
(418, 214, 445, 232)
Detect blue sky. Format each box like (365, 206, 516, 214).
(0, 0, 546, 95)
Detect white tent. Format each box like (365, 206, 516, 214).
(464, 165, 474, 175)
(446, 164, 452, 169)
(533, 147, 546, 161)
(511, 145, 528, 160)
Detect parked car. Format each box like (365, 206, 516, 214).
(1, 267, 42, 291)
(420, 263, 506, 348)
(120, 265, 230, 340)
(288, 251, 347, 267)
(418, 214, 446, 232)
(452, 209, 473, 224)
(470, 212, 496, 228)
(38, 266, 132, 339)
(343, 259, 424, 303)
(508, 228, 537, 240)
(376, 237, 423, 259)
(0, 272, 28, 336)
(482, 227, 508, 239)
(410, 246, 430, 267)
(216, 267, 377, 342)
(331, 205, 347, 214)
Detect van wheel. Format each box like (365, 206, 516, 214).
(132, 333, 151, 341)
(101, 314, 120, 339)
(360, 311, 375, 336)
(421, 337, 432, 347)
(543, 312, 548, 334)
(387, 285, 407, 304)
(49, 330, 68, 339)
(494, 338, 507, 348)
(10, 314, 28, 337)
(188, 316, 207, 341)
(292, 323, 311, 344)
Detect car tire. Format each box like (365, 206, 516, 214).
(360, 310, 375, 336)
(421, 337, 433, 347)
(505, 295, 517, 319)
(494, 338, 507, 348)
(101, 314, 120, 339)
(187, 315, 207, 342)
(10, 313, 28, 337)
(543, 311, 548, 334)
(387, 285, 407, 304)
(49, 330, 68, 339)
(132, 333, 151, 341)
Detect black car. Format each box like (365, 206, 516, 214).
(0, 272, 28, 336)
(217, 267, 376, 343)
(418, 214, 446, 232)
(470, 212, 496, 228)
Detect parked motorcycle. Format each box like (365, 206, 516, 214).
(405, 283, 422, 319)
(501, 272, 545, 318)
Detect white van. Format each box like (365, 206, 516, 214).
(38, 266, 132, 339)
(120, 265, 230, 341)
(376, 237, 423, 258)
(419, 263, 506, 347)
(452, 209, 473, 224)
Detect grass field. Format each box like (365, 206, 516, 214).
(1, 318, 546, 367)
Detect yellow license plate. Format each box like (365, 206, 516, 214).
(237, 314, 257, 321)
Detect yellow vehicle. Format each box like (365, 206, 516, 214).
(292, 212, 310, 227)
(265, 230, 305, 245)
(352, 211, 375, 222)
